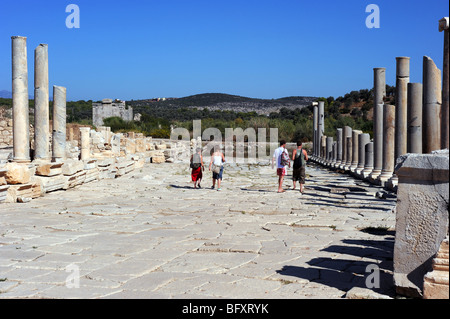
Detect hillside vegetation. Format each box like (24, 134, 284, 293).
(0, 86, 395, 142)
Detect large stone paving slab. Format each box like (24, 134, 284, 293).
(0, 161, 396, 299)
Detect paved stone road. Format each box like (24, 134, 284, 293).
(0, 160, 397, 299)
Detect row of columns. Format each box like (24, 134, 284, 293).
(311, 17, 449, 189)
(11, 36, 91, 164)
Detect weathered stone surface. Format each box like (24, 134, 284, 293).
(4, 163, 31, 184)
(393, 150, 449, 298)
(0, 184, 10, 203)
(35, 163, 63, 177)
(33, 175, 66, 193)
(345, 287, 392, 299)
(424, 236, 449, 299)
(62, 160, 84, 176)
(155, 144, 166, 150)
(0, 159, 398, 299)
(63, 170, 86, 189)
(151, 156, 165, 164)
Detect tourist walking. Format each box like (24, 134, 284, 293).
(209, 145, 225, 191)
(190, 148, 204, 189)
(272, 140, 290, 193)
(292, 141, 308, 193)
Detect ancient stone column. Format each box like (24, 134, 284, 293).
(11, 36, 30, 163)
(407, 83, 423, 153)
(313, 104, 318, 158)
(362, 142, 374, 179)
(370, 68, 386, 179)
(320, 135, 327, 162)
(423, 56, 442, 153)
(378, 104, 395, 186)
(326, 136, 333, 164)
(340, 126, 352, 169)
(79, 127, 91, 160)
(350, 130, 362, 172)
(318, 101, 325, 159)
(69, 127, 74, 142)
(52, 86, 66, 162)
(395, 57, 410, 160)
(344, 137, 352, 171)
(356, 133, 370, 175)
(34, 44, 50, 161)
(439, 17, 449, 150)
(335, 128, 343, 167)
(331, 141, 337, 166)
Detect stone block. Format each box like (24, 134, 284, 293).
(152, 156, 165, 164)
(63, 170, 86, 189)
(393, 150, 449, 298)
(84, 168, 99, 184)
(3, 163, 31, 184)
(62, 160, 84, 176)
(155, 144, 166, 150)
(135, 138, 146, 153)
(35, 163, 63, 177)
(96, 158, 115, 167)
(34, 175, 66, 193)
(6, 183, 37, 202)
(0, 185, 10, 203)
(125, 139, 136, 154)
(424, 236, 449, 299)
(83, 159, 97, 170)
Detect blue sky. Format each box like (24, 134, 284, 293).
(0, 0, 448, 101)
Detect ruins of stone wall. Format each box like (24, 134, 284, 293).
(0, 118, 34, 149)
(0, 127, 191, 204)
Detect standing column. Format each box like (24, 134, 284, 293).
(11, 36, 30, 163)
(331, 142, 337, 166)
(79, 127, 90, 160)
(313, 103, 318, 158)
(34, 44, 50, 161)
(52, 86, 67, 162)
(334, 128, 343, 168)
(439, 17, 449, 150)
(356, 133, 370, 175)
(370, 68, 386, 179)
(407, 83, 423, 153)
(326, 136, 333, 165)
(344, 136, 352, 171)
(395, 57, 410, 160)
(340, 126, 352, 169)
(350, 130, 362, 172)
(378, 104, 395, 186)
(318, 101, 325, 159)
(362, 142, 374, 179)
(343, 127, 353, 170)
(423, 56, 442, 153)
(69, 127, 74, 142)
(320, 136, 327, 162)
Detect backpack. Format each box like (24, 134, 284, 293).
(293, 149, 306, 169)
(280, 148, 290, 167)
(190, 153, 201, 169)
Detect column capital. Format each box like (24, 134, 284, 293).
(439, 17, 449, 32)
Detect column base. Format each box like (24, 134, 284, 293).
(377, 171, 393, 187)
(361, 167, 374, 180)
(13, 158, 31, 164)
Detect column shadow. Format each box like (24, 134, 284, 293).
(276, 230, 396, 298)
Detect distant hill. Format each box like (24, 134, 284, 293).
(0, 90, 12, 99)
(0, 90, 34, 100)
(127, 93, 318, 115)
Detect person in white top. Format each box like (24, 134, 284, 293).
(272, 140, 290, 193)
(209, 146, 225, 191)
